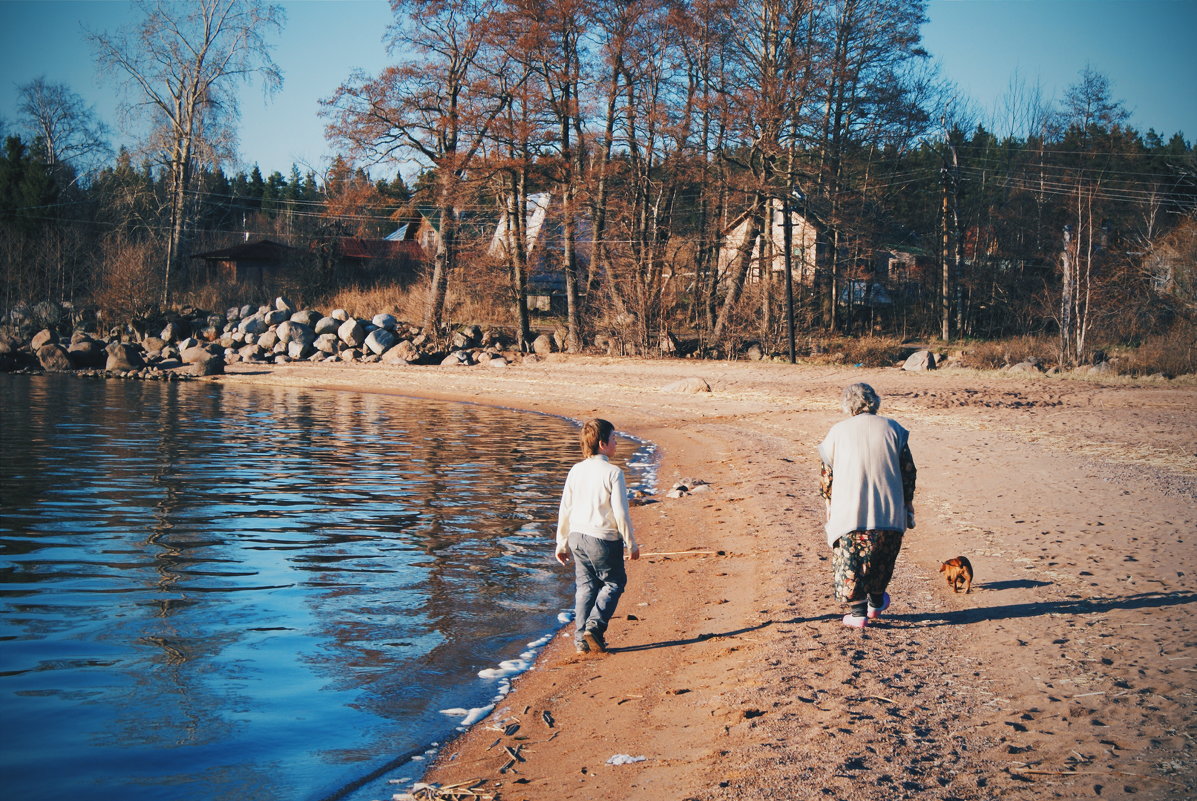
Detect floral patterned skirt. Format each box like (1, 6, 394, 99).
(831, 529, 904, 603)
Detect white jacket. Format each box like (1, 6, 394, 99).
(555, 455, 636, 550)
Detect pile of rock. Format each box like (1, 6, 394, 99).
(219, 298, 530, 368)
(0, 297, 541, 378)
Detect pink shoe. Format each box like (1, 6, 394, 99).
(867, 593, 891, 620)
(842, 614, 868, 628)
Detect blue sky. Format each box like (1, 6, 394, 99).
(0, 0, 1193, 179)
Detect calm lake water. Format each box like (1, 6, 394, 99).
(0, 374, 653, 801)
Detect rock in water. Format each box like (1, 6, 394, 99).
(105, 342, 146, 372)
(37, 343, 73, 372)
(67, 339, 106, 368)
(31, 328, 56, 350)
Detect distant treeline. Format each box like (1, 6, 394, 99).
(2, 0, 1195, 366)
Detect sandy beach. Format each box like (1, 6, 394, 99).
(214, 356, 1196, 801)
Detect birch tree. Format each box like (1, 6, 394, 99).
(90, 0, 283, 306)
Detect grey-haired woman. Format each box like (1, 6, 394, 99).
(818, 383, 916, 628)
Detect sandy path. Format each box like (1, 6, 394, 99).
(213, 357, 1196, 800)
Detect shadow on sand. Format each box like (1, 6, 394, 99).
(891, 590, 1197, 627)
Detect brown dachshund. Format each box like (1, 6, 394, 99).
(939, 556, 973, 593)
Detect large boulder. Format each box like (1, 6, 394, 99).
(662, 376, 711, 393)
(532, 333, 555, 355)
(364, 328, 397, 355)
(287, 340, 314, 360)
(181, 344, 219, 364)
(901, 350, 936, 371)
(314, 333, 341, 354)
(440, 349, 474, 366)
(190, 353, 225, 375)
(31, 328, 57, 351)
(37, 343, 73, 372)
(314, 316, 340, 336)
(291, 309, 322, 327)
(160, 321, 184, 342)
(67, 339, 107, 369)
(141, 336, 168, 354)
(264, 309, 289, 326)
(276, 320, 315, 347)
(274, 296, 294, 314)
(238, 315, 268, 335)
(105, 342, 146, 372)
(258, 330, 279, 350)
(330, 308, 350, 322)
(239, 343, 265, 361)
(338, 318, 366, 348)
(372, 313, 398, 331)
(382, 339, 421, 364)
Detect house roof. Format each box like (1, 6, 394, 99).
(191, 239, 301, 261)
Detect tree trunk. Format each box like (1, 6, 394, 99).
(713, 193, 764, 345)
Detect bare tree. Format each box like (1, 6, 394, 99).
(90, 0, 283, 306)
(16, 77, 111, 181)
(324, 0, 510, 332)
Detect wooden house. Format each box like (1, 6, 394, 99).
(191, 239, 304, 285)
(718, 198, 820, 284)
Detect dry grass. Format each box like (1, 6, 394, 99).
(1109, 326, 1197, 378)
(954, 335, 1058, 370)
(318, 284, 428, 322)
(807, 336, 907, 367)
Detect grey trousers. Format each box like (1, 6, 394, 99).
(568, 531, 626, 640)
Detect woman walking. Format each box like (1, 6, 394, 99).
(819, 383, 916, 628)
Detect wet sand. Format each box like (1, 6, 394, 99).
(214, 356, 1197, 800)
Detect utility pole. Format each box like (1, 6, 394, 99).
(940, 132, 960, 342)
(782, 190, 796, 363)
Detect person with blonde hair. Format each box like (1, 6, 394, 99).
(555, 418, 639, 653)
(819, 383, 916, 628)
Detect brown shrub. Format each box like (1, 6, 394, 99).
(956, 336, 1057, 370)
(92, 235, 161, 319)
(1111, 325, 1197, 377)
(808, 336, 906, 367)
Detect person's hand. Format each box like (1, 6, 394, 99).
(555, 546, 570, 565)
(628, 544, 640, 561)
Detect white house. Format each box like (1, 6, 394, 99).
(718, 197, 819, 285)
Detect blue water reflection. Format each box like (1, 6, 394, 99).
(0, 374, 652, 801)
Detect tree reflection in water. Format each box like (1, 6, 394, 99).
(0, 374, 652, 801)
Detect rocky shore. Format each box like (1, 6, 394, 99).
(0, 297, 573, 380)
